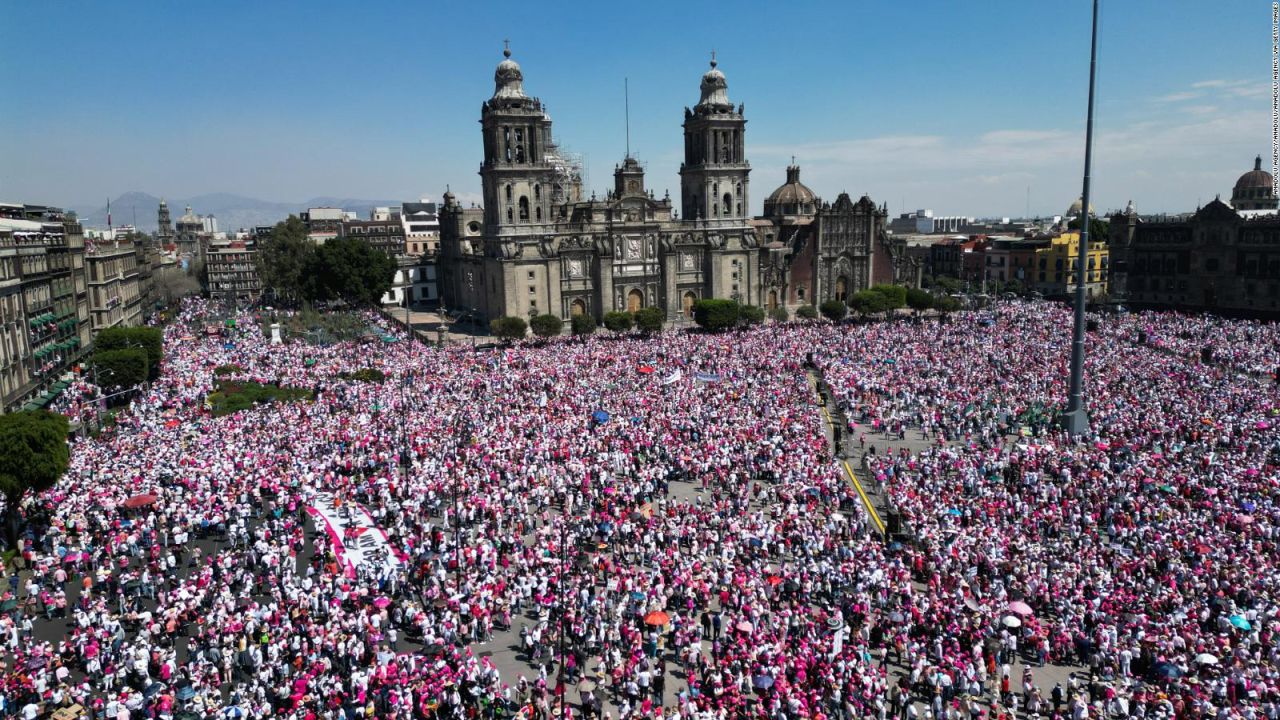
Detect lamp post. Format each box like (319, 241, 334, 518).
(1062, 0, 1100, 436)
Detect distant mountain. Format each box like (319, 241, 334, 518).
(74, 193, 403, 233)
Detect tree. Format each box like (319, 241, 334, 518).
(795, 304, 819, 321)
(849, 290, 889, 319)
(906, 287, 934, 315)
(95, 327, 163, 379)
(309, 236, 397, 307)
(1067, 216, 1110, 243)
(529, 313, 564, 339)
(819, 299, 847, 322)
(254, 216, 316, 306)
(693, 299, 740, 332)
(869, 285, 907, 318)
(738, 304, 766, 326)
(92, 348, 149, 391)
(768, 306, 789, 323)
(570, 313, 597, 337)
(603, 311, 634, 333)
(0, 410, 70, 548)
(933, 295, 963, 316)
(633, 306, 665, 334)
(489, 316, 527, 342)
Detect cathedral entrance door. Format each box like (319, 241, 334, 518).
(835, 276, 849, 303)
(570, 298, 586, 317)
(768, 290, 778, 310)
(682, 291, 697, 318)
(627, 289, 644, 312)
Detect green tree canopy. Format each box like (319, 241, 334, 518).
(570, 313, 597, 337)
(92, 348, 149, 390)
(849, 290, 889, 319)
(906, 287, 934, 313)
(489, 316, 528, 342)
(633, 306, 665, 334)
(529, 313, 564, 339)
(869, 285, 907, 315)
(693, 299, 740, 332)
(738, 304, 766, 326)
(0, 410, 70, 547)
(795, 304, 819, 321)
(253, 216, 316, 305)
(308, 236, 397, 307)
(1067, 217, 1111, 243)
(602, 311, 634, 333)
(95, 326, 163, 378)
(768, 306, 789, 323)
(819, 299, 847, 322)
(933, 295, 963, 315)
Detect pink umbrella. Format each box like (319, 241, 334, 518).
(374, 597, 391, 609)
(736, 621, 753, 633)
(1007, 600, 1034, 617)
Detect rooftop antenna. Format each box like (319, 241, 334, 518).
(625, 77, 631, 159)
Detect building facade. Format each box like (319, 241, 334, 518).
(1110, 158, 1280, 316)
(0, 205, 91, 412)
(175, 205, 204, 256)
(439, 49, 760, 323)
(85, 244, 143, 331)
(439, 49, 914, 324)
(202, 240, 261, 305)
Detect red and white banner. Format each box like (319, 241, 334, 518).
(307, 492, 404, 577)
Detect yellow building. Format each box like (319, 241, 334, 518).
(1031, 231, 1108, 298)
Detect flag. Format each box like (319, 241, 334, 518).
(662, 369, 683, 385)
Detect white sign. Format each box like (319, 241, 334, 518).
(307, 492, 403, 578)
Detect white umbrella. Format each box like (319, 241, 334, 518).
(1002, 615, 1022, 628)
(1195, 653, 1219, 666)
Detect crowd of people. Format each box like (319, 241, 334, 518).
(0, 297, 1275, 720)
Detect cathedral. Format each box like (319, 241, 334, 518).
(438, 47, 917, 323)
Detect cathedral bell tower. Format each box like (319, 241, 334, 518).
(680, 54, 750, 223)
(479, 43, 557, 233)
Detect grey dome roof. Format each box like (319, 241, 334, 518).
(765, 166, 816, 206)
(492, 46, 526, 101)
(696, 57, 732, 111)
(1235, 156, 1273, 192)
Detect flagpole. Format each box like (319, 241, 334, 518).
(1063, 0, 1100, 436)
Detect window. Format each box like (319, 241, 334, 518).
(505, 186, 512, 203)
(534, 185, 541, 201)
(519, 197, 529, 221)
(1205, 257, 1220, 272)
(528, 271, 535, 280)
(529, 285, 536, 295)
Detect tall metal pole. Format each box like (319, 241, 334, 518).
(1063, 0, 1100, 436)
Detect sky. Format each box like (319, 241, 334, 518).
(0, 0, 1274, 219)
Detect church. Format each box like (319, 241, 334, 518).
(437, 47, 918, 323)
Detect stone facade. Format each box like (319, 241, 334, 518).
(439, 48, 914, 324)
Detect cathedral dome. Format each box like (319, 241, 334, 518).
(763, 165, 817, 219)
(492, 45, 526, 101)
(696, 56, 732, 111)
(1066, 197, 1094, 218)
(1234, 156, 1273, 193)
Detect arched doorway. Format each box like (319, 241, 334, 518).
(767, 290, 778, 310)
(570, 298, 586, 317)
(682, 291, 697, 318)
(835, 276, 849, 303)
(627, 289, 644, 313)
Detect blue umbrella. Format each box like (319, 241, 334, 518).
(629, 591, 645, 601)
(1230, 615, 1252, 631)
(591, 410, 610, 424)
(752, 675, 775, 689)
(597, 522, 615, 534)
(1242, 501, 1257, 512)
(946, 508, 963, 517)
(1152, 662, 1182, 680)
